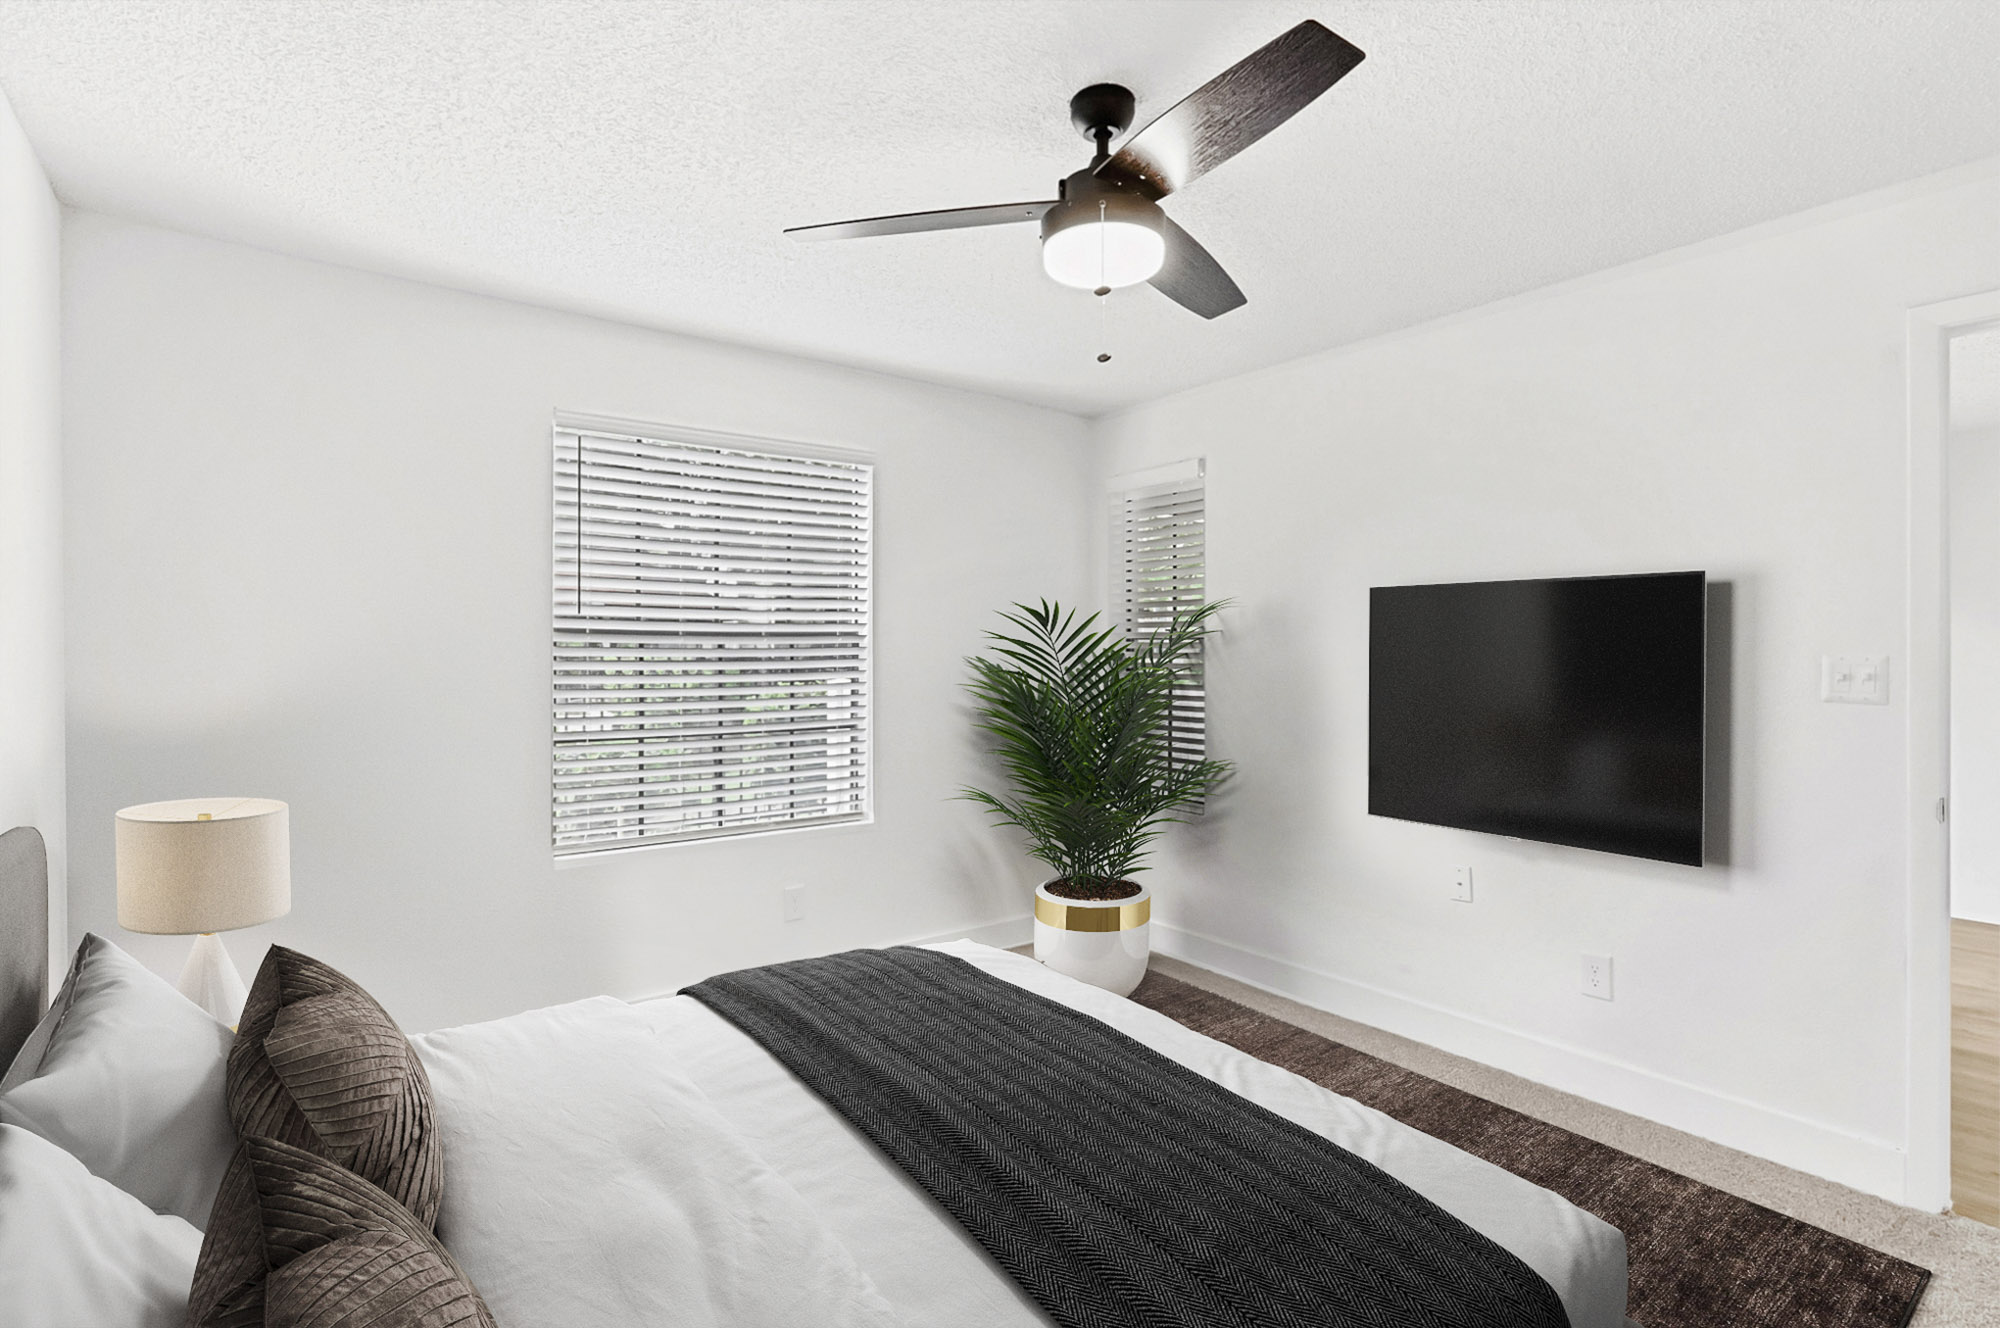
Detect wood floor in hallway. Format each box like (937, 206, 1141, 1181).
(1952, 916, 2000, 1228)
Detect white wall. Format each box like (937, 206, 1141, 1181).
(62, 212, 1090, 1031)
(1951, 418, 2000, 925)
(1092, 167, 2000, 1202)
(0, 89, 65, 994)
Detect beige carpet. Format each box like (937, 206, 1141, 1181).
(1144, 954, 2000, 1328)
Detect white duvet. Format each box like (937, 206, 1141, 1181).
(410, 997, 900, 1328)
(418, 941, 1628, 1328)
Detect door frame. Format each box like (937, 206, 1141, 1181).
(1905, 289, 2000, 1211)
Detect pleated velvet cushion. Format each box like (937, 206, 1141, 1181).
(224, 946, 442, 1227)
(186, 1136, 493, 1328)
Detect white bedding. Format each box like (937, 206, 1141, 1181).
(636, 940, 1629, 1328)
(0, 1124, 202, 1328)
(411, 997, 899, 1328)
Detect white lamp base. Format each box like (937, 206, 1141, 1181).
(177, 933, 248, 1027)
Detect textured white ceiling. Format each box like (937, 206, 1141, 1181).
(2, 0, 1996, 415)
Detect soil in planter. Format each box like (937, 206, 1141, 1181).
(1048, 877, 1143, 902)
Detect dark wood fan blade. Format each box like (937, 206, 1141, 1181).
(1148, 217, 1246, 319)
(1096, 20, 1365, 199)
(786, 201, 1057, 242)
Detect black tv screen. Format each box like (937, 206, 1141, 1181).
(1369, 571, 1706, 866)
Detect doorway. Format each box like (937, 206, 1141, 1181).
(1948, 324, 2000, 1225)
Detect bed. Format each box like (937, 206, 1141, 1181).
(0, 826, 46, 1064)
(0, 824, 1632, 1327)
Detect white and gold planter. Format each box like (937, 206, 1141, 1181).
(1032, 881, 1151, 997)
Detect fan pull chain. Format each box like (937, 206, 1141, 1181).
(1095, 200, 1112, 363)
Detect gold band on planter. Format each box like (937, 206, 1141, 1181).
(1034, 895, 1151, 933)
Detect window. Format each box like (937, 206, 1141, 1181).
(1110, 459, 1207, 777)
(552, 417, 872, 854)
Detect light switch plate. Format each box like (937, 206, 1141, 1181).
(782, 883, 805, 922)
(1822, 654, 1889, 705)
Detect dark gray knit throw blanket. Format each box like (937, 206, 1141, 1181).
(684, 946, 1571, 1328)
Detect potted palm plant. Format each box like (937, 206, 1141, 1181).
(962, 599, 1233, 995)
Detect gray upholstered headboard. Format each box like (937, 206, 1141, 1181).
(0, 826, 50, 1068)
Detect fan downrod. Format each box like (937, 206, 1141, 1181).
(1068, 83, 1136, 158)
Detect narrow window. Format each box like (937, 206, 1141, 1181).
(1110, 459, 1208, 780)
(553, 419, 872, 854)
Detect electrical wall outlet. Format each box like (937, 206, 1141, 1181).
(782, 883, 805, 922)
(1581, 953, 1613, 1001)
(1452, 867, 1473, 903)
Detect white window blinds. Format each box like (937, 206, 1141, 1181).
(553, 420, 872, 854)
(1111, 460, 1207, 776)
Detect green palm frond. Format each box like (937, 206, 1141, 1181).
(961, 598, 1233, 889)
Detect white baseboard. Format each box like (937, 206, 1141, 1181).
(901, 913, 1033, 951)
(1149, 922, 1912, 1205)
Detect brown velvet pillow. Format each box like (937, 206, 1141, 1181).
(185, 1147, 266, 1328)
(225, 946, 442, 1226)
(187, 1136, 493, 1328)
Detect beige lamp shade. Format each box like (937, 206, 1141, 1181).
(116, 798, 291, 935)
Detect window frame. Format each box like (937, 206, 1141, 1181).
(1109, 458, 1209, 787)
(551, 411, 875, 858)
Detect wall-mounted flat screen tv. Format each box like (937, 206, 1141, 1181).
(1369, 571, 1706, 866)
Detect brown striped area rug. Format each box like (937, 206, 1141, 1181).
(1128, 971, 1930, 1328)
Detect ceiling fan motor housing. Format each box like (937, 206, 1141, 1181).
(1041, 169, 1166, 289)
(1069, 82, 1137, 142)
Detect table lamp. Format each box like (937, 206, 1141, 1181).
(115, 797, 291, 1026)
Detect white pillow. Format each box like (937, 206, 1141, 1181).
(0, 1123, 202, 1328)
(412, 997, 901, 1328)
(0, 933, 236, 1227)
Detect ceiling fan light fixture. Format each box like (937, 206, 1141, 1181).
(1039, 184, 1165, 290)
(1042, 218, 1164, 290)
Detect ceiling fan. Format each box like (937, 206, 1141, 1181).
(786, 19, 1365, 320)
